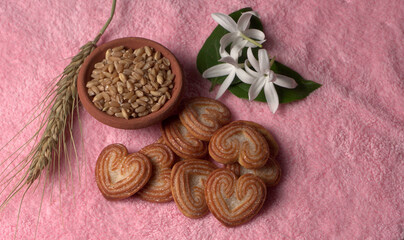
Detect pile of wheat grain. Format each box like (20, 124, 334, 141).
(86, 46, 175, 119)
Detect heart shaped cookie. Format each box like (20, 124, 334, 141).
(226, 120, 281, 186)
(161, 116, 208, 159)
(171, 159, 216, 218)
(209, 123, 269, 169)
(95, 144, 152, 200)
(138, 143, 175, 202)
(205, 168, 267, 227)
(226, 158, 281, 187)
(229, 120, 279, 158)
(179, 97, 231, 141)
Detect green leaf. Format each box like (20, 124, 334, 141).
(228, 61, 322, 103)
(196, 7, 263, 90)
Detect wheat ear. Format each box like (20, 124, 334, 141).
(0, 1, 117, 238)
(26, 1, 116, 184)
(26, 41, 93, 184)
(0, 1, 117, 218)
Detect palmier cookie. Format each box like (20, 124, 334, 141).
(209, 123, 269, 169)
(154, 136, 188, 161)
(161, 116, 207, 159)
(226, 121, 281, 186)
(138, 143, 175, 202)
(205, 168, 267, 227)
(154, 136, 165, 144)
(179, 97, 231, 141)
(95, 144, 152, 200)
(229, 120, 279, 158)
(226, 158, 281, 187)
(171, 159, 216, 218)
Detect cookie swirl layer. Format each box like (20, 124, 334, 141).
(161, 116, 207, 159)
(209, 124, 269, 169)
(229, 120, 279, 158)
(205, 169, 267, 227)
(226, 157, 281, 187)
(179, 97, 231, 141)
(171, 159, 216, 218)
(226, 121, 281, 186)
(95, 144, 152, 200)
(138, 143, 175, 202)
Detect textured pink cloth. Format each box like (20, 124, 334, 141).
(0, 0, 403, 239)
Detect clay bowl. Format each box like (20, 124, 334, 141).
(78, 37, 183, 129)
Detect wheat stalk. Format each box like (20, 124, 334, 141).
(26, 40, 95, 184)
(25, 0, 116, 184)
(0, 0, 117, 237)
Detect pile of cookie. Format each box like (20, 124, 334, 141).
(95, 97, 281, 227)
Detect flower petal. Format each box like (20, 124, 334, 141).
(237, 11, 258, 31)
(244, 60, 261, 78)
(264, 82, 279, 113)
(248, 76, 266, 101)
(211, 13, 237, 33)
(219, 56, 238, 67)
(236, 68, 254, 84)
(230, 37, 243, 48)
(216, 70, 236, 99)
(258, 49, 270, 73)
(202, 64, 233, 78)
(219, 48, 229, 58)
(247, 47, 260, 72)
(274, 74, 298, 89)
(219, 33, 238, 57)
(220, 33, 237, 47)
(243, 29, 266, 41)
(243, 11, 259, 17)
(229, 38, 247, 60)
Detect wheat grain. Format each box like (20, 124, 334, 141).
(88, 45, 175, 120)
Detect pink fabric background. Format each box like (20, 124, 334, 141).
(0, 0, 403, 239)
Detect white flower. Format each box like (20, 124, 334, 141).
(202, 48, 251, 99)
(211, 11, 266, 57)
(242, 48, 298, 113)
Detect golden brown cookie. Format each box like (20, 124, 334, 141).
(95, 144, 152, 200)
(226, 158, 281, 187)
(138, 143, 175, 202)
(205, 168, 267, 227)
(171, 159, 216, 218)
(226, 120, 281, 186)
(161, 116, 208, 159)
(153, 137, 190, 162)
(229, 120, 279, 158)
(179, 97, 231, 141)
(209, 123, 269, 169)
(154, 136, 165, 144)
